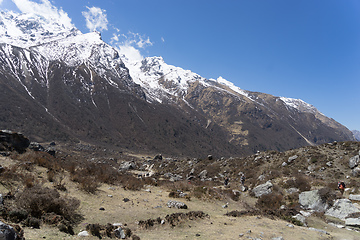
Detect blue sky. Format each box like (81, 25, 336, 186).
(1, 0, 360, 131)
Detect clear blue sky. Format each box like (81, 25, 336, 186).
(1, 0, 360, 131)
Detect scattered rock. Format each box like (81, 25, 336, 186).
(252, 181, 273, 197)
(325, 199, 360, 220)
(119, 161, 136, 171)
(167, 200, 188, 209)
(351, 167, 360, 177)
(272, 237, 284, 240)
(288, 155, 298, 163)
(281, 162, 287, 167)
(29, 142, 45, 151)
(198, 170, 207, 179)
(78, 230, 89, 237)
(207, 155, 213, 160)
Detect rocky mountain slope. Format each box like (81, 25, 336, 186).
(0, 11, 355, 157)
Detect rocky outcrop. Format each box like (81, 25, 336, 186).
(252, 181, 273, 197)
(299, 190, 328, 212)
(0, 221, 23, 240)
(0, 130, 30, 153)
(325, 199, 360, 220)
(349, 155, 360, 169)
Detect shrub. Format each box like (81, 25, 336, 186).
(318, 187, 337, 207)
(15, 186, 80, 223)
(256, 192, 283, 211)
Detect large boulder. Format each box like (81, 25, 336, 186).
(0, 221, 19, 240)
(0, 130, 30, 153)
(345, 218, 360, 227)
(325, 199, 360, 220)
(252, 181, 273, 197)
(299, 190, 328, 212)
(349, 194, 360, 201)
(349, 155, 360, 169)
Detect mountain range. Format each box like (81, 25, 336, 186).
(0, 11, 356, 157)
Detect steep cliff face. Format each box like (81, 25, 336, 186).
(0, 11, 355, 157)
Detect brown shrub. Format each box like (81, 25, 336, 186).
(282, 174, 311, 192)
(15, 185, 80, 222)
(318, 187, 338, 207)
(256, 192, 283, 211)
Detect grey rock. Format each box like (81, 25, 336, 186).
(78, 230, 90, 237)
(345, 218, 360, 227)
(167, 200, 188, 209)
(349, 194, 360, 201)
(198, 170, 207, 179)
(299, 190, 328, 212)
(288, 155, 298, 163)
(293, 213, 307, 226)
(272, 237, 284, 240)
(325, 199, 360, 220)
(240, 185, 248, 192)
(308, 227, 329, 235)
(0, 221, 18, 240)
(252, 181, 273, 197)
(29, 142, 45, 151)
(326, 161, 332, 167)
(114, 227, 126, 239)
(349, 155, 360, 169)
(119, 161, 136, 171)
(281, 162, 287, 167)
(352, 167, 360, 177)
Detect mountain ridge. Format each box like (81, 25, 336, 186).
(0, 10, 355, 157)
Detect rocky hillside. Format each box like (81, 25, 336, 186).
(0, 11, 355, 157)
(0, 131, 360, 239)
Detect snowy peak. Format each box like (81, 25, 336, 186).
(280, 97, 322, 115)
(124, 56, 205, 102)
(32, 31, 111, 67)
(0, 11, 79, 48)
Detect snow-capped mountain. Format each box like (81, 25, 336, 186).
(0, 10, 355, 156)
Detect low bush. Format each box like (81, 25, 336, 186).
(15, 185, 80, 223)
(256, 192, 283, 211)
(318, 187, 338, 207)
